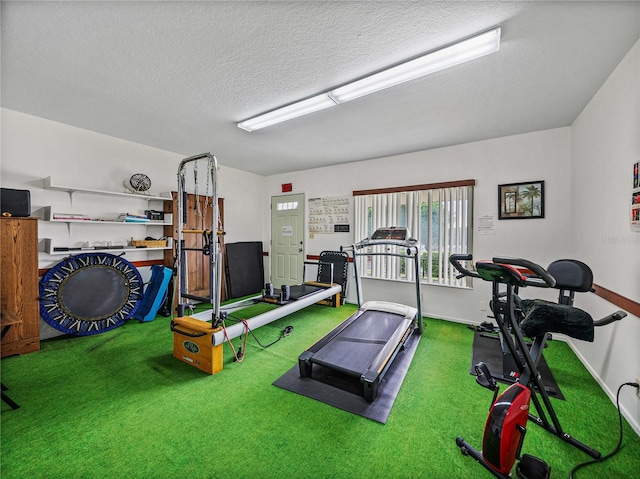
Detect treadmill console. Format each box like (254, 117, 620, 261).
(360, 227, 417, 247)
(370, 227, 408, 241)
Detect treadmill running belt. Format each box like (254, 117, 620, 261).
(310, 310, 410, 376)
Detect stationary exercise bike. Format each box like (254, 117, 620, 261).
(449, 254, 626, 479)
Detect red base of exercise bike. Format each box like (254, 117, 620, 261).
(483, 382, 531, 475)
(457, 373, 550, 479)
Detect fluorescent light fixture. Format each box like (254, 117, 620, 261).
(329, 27, 501, 103)
(237, 93, 337, 132)
(237, 27, 501, 131)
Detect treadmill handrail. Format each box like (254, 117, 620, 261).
(356, 249, 419, 259)
(345, 236, 423, 335)
(354, 238, 419, 251)
(361, 302, 416, 380)
(365, 316, 413, 379)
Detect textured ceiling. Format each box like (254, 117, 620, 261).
(2, 1, 639, 176)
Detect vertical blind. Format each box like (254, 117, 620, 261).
(354, 180, 474, 287)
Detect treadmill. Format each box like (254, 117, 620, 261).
(298, 227, 424, 402)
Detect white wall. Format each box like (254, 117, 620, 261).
(265, 127, 572, 320)
(569, 39, 640, 434)
(1, 108, 266, 338)
(1, 108, 266, 269)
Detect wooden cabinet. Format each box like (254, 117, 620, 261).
(1, 217, 40, 357)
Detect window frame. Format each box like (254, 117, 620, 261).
(353, 179, 474, 288)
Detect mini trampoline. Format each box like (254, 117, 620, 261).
(40, 253, 143, 335)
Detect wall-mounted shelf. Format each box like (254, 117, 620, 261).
(41, 238, 172, 255)
(43, 176, 170, 204)
(39, 177, 174, 259)
(38, 206, 172, 225)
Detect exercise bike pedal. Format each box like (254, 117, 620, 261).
(474, 362, 498, 391)
(515, 454, 550, 479)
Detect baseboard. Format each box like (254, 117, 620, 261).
(564, 339, 640, 437)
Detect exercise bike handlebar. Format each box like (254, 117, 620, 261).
(449, 254, 556, 288)
(593, 310, 627, 327)
(492, 256, 556, 288)
(449, 253, 480, 279)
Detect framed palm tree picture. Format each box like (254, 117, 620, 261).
(498, 180, 545, 219)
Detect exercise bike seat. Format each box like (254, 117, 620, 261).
(520, 259, 597, 342)
(519, 299, 595, 342)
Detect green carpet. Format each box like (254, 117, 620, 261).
(1, 303, 638, 478)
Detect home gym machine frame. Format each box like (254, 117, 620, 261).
(170, 153, 342, 374)
(174, 152, 223, 323)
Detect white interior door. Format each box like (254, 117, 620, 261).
(271, 194, 305, 286)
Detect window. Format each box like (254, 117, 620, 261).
(277, 201, 299, 211)
(354, 180, 474, 287)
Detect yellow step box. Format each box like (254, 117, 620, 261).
(171, 316, 223, 375)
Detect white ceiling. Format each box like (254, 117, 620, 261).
(2, 1, 639, 176)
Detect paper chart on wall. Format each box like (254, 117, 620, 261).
(632, 161, 639, 232)
(308, 196, 350, 234)
(478, 214, 496, 235)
